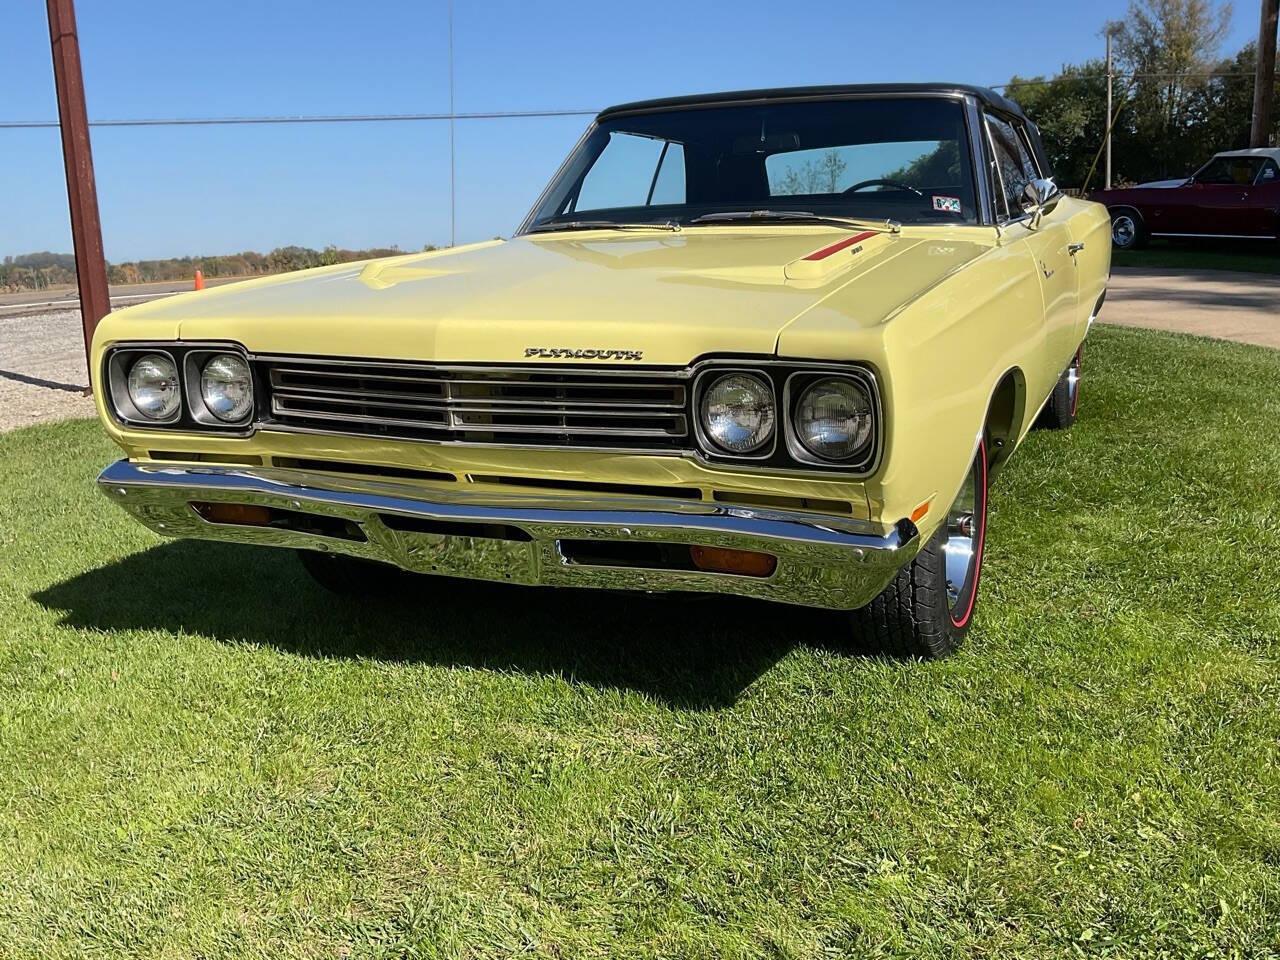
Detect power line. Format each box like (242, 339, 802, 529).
(2, 73, 1259, 127)
(0, 108, 599, 129)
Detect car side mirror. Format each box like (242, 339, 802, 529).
(1020, 178, 1062, 228)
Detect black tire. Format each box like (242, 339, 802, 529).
(1036, 346, 1082, 430)
(852, 438, 989, 659)
(1109, 208, 1147, 250)
(296, 548, 409, 596)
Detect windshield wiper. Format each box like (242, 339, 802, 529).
(527, 219, 681, 234)
(688, 210, 901, 234)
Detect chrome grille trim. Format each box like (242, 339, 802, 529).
(260, 358, 690, 448)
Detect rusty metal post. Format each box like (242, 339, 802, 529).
(1252, 0, 1280, 147)
(46, 0, 110, 382)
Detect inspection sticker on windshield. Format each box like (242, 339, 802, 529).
(932, 195, 962, 214)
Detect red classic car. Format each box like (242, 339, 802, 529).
(1090, 148, 1280, 249)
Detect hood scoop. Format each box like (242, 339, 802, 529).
(783, 230, 888, 282)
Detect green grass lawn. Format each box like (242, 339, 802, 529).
(2, 325, 1278, 958)
(1113, 239, 1280, 275)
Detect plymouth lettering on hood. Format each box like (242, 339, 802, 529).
(524, 347, 644, 360)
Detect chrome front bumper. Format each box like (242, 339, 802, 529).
(97, 460, 919, 610)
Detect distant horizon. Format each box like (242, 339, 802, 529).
(3, 242, 433, 264)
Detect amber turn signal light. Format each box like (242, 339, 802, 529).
(192, 502, 272, 526)
(689, 545, 777, 577)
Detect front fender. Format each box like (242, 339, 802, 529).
(779, 239, 1051, 536)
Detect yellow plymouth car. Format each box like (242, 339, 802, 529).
(92, 83, 1109, 658)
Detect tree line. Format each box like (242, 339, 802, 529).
(1007, 0, 1277, 189)
(0, 244, 433, 293)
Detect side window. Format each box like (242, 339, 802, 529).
(574, 132, 684, 212)
(1257, 160, 1278, 185)
(986, 114, 1038, 220)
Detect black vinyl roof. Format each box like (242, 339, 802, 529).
(598, 83, 1029, 123)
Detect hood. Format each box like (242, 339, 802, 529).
(110, 229, 992, 366)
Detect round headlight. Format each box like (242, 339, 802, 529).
(700, 373, 775, 454)
(126, 353, 180, 421)
(200, 354, 253, 422)
(794, 377, 874, 460)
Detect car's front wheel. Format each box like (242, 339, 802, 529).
(852, 439, 989, 659)
(1036, 347, 1082, 430)
(1110, 209, 1146, 250)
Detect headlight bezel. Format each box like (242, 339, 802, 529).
(694, 370, 778, 459)
(106, 348, 182, 426)
(102, 342, 256, 434)
(186, 350, 255, 426)
(784, 371, 878, 466)
(691, 361, 881, 475)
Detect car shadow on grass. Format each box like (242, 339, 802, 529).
(32, 540, 864, 709)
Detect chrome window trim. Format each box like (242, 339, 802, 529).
(781, 369, 881, 471)
(963, 95, 996, 226)
(690, 367, 779, 461)
(515, 121, 598, 235)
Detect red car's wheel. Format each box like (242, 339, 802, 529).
(1110, 209, 1146, 250)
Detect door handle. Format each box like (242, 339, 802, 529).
(1067, 242, 1085, 256)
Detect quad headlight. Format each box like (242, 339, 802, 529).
(125, 353, 181, 421)
(700, 373, 775, 454)
(106, 344, 253, 429)
(199, 353, 253, 422)
(793, 376, 874, 461)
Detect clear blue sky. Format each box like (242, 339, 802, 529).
(1, 0, 1258, 261)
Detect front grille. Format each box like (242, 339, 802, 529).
(257, 357, 689, 449)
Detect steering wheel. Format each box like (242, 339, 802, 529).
(843, 179, 925, 197)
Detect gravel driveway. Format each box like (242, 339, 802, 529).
(2, 266, 1276, 433)
(0, 308, 95, 431)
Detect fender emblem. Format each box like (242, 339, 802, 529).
(525, 347, 644, 361)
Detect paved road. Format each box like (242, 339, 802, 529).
(0, 277, 246, 318)
(1103, 268, 1280, 349)
(1, 267, 1276, 432)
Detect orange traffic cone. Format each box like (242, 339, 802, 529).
(194, 269, 205, 291)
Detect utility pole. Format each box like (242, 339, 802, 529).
(1251, 0, 1279, 147)
(448, 0, 455, 247)
(1104, 22, 1123, 190)
(1106, 32, 1114, 189)
(46, 0, 110, 382)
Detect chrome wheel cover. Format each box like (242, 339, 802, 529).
(1112, 215, 1136, 248)
(943, 464, 978, 616)
(1066, 350, 1081, 413)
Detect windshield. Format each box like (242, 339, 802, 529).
(1193, 155, 1270, 186)
(523, 97, 978, 231)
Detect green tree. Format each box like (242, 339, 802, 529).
(770, 149, 848, 195)
(1115, 0, 1233, 177)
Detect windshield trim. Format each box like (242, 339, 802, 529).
(515, 91, 992, 235)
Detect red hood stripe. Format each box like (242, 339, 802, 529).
(802, 230, 878, 261)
